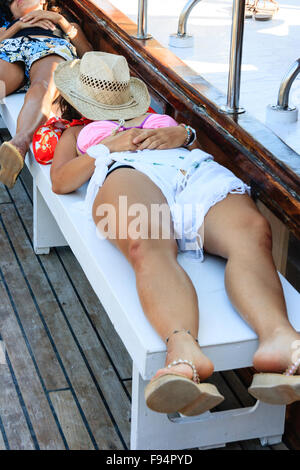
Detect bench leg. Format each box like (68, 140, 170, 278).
(130, 364, 286, 450)
(33, 184, 67, 255)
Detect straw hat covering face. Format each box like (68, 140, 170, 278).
(54, 51, 151, 120)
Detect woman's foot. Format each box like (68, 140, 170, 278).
(249, 326, 300, 404)
(253, 326, 300, 375)
(144, 330, 224, 416)
(152, 329, 214, 383)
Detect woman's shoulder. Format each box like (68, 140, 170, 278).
(61, 124, 85, 140)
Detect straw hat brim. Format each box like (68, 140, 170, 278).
(54, 59, 151, 121)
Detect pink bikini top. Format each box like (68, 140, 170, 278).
(77, 113, 178, 154)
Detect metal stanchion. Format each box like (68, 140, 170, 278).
(266, 58, 300, 125)
(220, 0, 246, 114)
(169, 0, 202, 48)
(132, 0, 152, 40)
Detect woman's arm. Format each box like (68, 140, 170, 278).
(57, 19, 93, 57)
(51, 126, 95, 194)
(0, 19, 56, 42)
(51, 124, 199, 195)
(51, 127, 145, 194)
(20, 10, 93, 57)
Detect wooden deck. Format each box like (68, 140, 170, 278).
(0, 129, 292, 451)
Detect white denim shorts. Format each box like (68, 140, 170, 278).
(107, 148, 251, 261)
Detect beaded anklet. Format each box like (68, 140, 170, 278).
(283, 358, 300, 376)
(167, 359, 200, 384)
(165, 330, 200, 384)
(165, 329, 199, 344)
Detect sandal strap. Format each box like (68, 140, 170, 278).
(165, 329, 199, 344)
(283, 358, 300, 376)
(167, 359, 200, 384)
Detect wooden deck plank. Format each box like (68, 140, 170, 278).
(0, 354, 35, 450)
(8, 179, 131, 447)
(220, 442, 243, 450)
(0, 206, 125, 450)
(271, 442, 289, 450)
(12, 170, 133, 381)
(240, 439, 270, 451)
(221, 370, 256, 407)
(40, 249, 131, 448)
(0, 205, 68, 392)
(57, 247, 132, 380)
(0, 183, 10, 204)
(0, 428, 6, 450)
(49, 390, 95, 450)
(0, 281, 65, 450)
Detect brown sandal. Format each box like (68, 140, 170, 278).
(145, 359, 224, 416)
(248, 358, 300, 405)
(0, 142, 24, 189)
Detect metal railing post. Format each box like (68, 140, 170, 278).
(265, 58, 300, 125)
(133, 0, 152, 40)
(220, 0, 246, 114)
(177, 0, 202, 37)
(169, 0, 202, 48)
(276, 58, 300, 110)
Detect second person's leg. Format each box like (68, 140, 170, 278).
(0, 54, 65, 188)
(11, 54, 65, 157)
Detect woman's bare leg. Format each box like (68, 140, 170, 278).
(9, 54, 65, 158)
(0, 59, 26, 97)
(202, 192, 300, 373)
(93, 168, 214, 381)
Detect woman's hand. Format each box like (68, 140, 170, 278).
(20, 10, 62, 26)
(101, 129, 144, 153)
(132, 126, 188, 150)
(17, 18, 56, 31)
(101, 125, 190, 153)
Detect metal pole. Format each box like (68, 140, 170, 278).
(133, 0, 152, 40)
(177, 0, 202, 37)
(220, 0, 245, 114)
(277, 58, 300, 110)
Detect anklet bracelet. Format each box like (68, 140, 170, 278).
(165, 329, 199, 344)
(167, 359, 200, 384)
(283, 358, 300, 376)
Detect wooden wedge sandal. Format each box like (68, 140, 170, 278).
(248, 358, 300, 405)
(0, 142, 24, 189)
(144, 359, 224, 416)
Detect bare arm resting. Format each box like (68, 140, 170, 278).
(51, 124, 196, 194)
(20, 10, 93, 56)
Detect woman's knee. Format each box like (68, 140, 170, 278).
(127, 237, 178, 271)
(27, 78, 55, 99)
(234, 211, 272, 253)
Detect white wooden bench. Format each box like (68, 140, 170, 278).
(1, 93, 300, 450)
